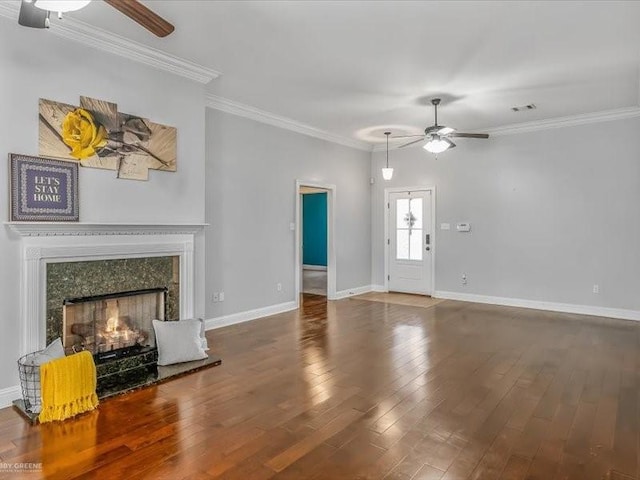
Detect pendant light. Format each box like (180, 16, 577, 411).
(381, 131, 394, 181)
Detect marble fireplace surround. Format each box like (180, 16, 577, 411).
(7, 223, 205, 358)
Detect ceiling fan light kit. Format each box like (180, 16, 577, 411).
(31, 0, 91, 13)
(424, 135, 455, 154)
(382, 131, 394, 181)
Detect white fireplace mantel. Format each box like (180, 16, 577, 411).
(5, 222, 208, 237)
(12, 222, 205, 357)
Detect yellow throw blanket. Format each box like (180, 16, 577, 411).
(39, 351, 99, 423)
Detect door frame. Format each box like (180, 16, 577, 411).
(295, 180, 337, 306)
(384, 186, 437, 294)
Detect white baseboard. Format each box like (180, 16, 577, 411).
(333, 285, 373, 300)
(371, 284, 386, 293)
(205, 301, 298, 331)
(303, 264, 327, 271)
(435, 290, 640, 321)
(0, 385, 21, 409)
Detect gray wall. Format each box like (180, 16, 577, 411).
(0, 18, 207, 392)
(205, 109, 371, 318)
(372, 117, 640, 311)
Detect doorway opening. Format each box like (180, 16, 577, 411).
(301, 187, 328, 295)
(295, 181, 336, 306)
(384, 186, 436, 296)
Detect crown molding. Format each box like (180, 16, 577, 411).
(486, 106, 640, 136)
(205, 94, 372, 152)
(0, 2, 220, 84)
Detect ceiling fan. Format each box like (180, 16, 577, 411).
(393, 98, 489, 153)
(18, 0, 175, 38)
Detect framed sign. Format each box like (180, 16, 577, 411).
(9, 154, 79, 222)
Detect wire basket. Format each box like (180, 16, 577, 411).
(17, 350, 45, 414)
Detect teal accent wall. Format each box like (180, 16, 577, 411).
(303, 193, 327, 266)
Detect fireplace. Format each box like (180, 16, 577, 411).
(62, 288, 167, 363)
(10, 224, 222, 421)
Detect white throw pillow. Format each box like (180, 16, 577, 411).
(181, 318, 209, 351)
(153, 319, 208, 366)
(22, 338, 66, 413)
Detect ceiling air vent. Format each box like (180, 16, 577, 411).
(511, 104, 537, 112)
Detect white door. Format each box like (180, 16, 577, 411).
(388, 190, 433, 295)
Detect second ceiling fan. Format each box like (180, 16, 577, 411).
(394, 98, 489, 153)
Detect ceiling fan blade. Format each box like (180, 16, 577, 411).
(390, 135, 423, 139)
(398, 138, 425, 149)
(18, 0, 49, 28)
(103, 0, 175, 37)
(449, 132, 490, 139)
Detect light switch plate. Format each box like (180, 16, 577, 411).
(440, 223, 451, 230)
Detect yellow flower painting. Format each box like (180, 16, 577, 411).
(38, 96, 177, 181)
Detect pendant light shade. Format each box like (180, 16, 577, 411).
(33, 0, 91, 13)
(382, 131, 393, 181)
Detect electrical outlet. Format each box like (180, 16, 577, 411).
(219, 292, 225, 302)
(212, 292, 219, 302)
(277, 283, 282, 292)
(593, 284, 599, 294)
(462, 273, 467, 286)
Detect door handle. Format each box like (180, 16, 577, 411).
(425, 234, 430, 245)
(426, 246, 430, 251)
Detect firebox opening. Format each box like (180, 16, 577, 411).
(62, 287, 167, 363)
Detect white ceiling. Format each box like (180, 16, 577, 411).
(67, 1, 640, 144)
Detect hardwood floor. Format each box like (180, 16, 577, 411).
(0, 294, 638, 479)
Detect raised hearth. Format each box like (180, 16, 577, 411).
(14, 353, 222, 423)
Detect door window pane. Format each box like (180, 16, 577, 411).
(410, 198, 423, 229)
(396, 230, 409, 260)
(409, 229, 423, 260)
(396, 199, 409, 229)
(394, 195, 427, 262)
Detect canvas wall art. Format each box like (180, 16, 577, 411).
(9, 153, 79, 222)
(39, 96, 177, 181)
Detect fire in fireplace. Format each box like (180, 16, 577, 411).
(62, 288, 167, 362)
